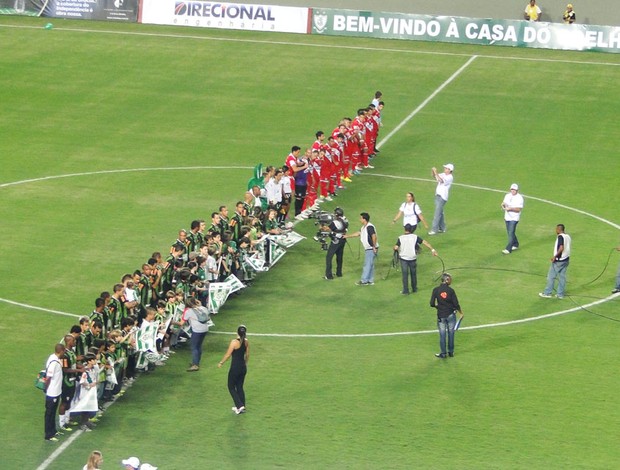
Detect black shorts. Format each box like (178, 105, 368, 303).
(61, 383, 76, 405)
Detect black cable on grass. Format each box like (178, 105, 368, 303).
(433, 266, 545, 283)
(435, 254, 446, 277)
(578, 247, 617, 288)
(566, 293, 620, 323)
(436, 246, 617, 286)
(345, 238, 361, 260)
(382, 250, 399, 280)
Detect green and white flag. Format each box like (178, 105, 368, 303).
(135, 321, 159, 352)
(245, 253, 268, 272)
(269, 231, 306, 248)
(208, 282, 232, 314)
(268, 238, 287, 266)
(157, 317, 172, 341)
(224, 274, 245, 293)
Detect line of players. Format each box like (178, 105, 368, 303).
(286, 96, 385, 220)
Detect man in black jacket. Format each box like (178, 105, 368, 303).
(430, 273, 464, 358)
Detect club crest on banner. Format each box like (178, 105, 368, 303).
(208, 283, 232, 314)
(313, 10, 328, 33)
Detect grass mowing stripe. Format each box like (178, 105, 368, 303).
(1, 169, 617, 333)
(379, 55, 478, 149)
(1, 22, 619, 67)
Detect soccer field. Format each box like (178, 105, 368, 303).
(1, 15, 619, 470)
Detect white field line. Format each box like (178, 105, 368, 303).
(0, 55, 483, 332)
(1, 23, 619, 67)
(36, 431, 83, 470)
(0, 298, 80, 318)
(378, 55, 478, 149)
(1, 165, 618, 336)
(1, 24, 610, 468)
(212, 294, 618, 337)
(364, 174, 620, 230)
(0, 166, 252, 188)
(34, 382, 133, 470)
(4, 293, 618, 339)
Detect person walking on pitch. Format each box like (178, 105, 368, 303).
(430, 273, 464, 358)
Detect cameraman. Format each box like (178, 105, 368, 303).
(322, 207, 349, 280)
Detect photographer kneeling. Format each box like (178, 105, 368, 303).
(320, 207, 349, 280)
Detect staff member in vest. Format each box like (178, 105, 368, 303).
(429, 163, 454, 235)
(44, 343, 66, 441)
(348, 212, 379, 286)
(501, 183, 525, 254)
(430, 273, 463, 358)
(539, 224, 571, 299)
(394, 224, 438, 294)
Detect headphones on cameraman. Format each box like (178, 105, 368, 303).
(334, 207, 344, 217)
(441, 273, 452, 283)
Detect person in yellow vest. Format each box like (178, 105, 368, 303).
(524, 0, 542, 21)
(563, 4, 576, 24)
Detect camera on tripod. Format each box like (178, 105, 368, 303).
(313, 211, 333, 251)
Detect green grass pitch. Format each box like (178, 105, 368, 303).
(0, 15, 619, 470)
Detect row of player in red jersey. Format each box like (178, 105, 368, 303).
(284, 91, 385, 220)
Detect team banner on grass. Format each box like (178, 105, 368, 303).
(269, 231, 306, 249)
(140, 0, 309, 33)
(311, 9, 620, 54)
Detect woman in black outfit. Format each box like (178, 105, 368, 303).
(218, 325, 249, 414)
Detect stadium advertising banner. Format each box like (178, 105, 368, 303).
(0, 0, 137, 20)
(140, 1, 309, 33)
(311, 9, 620, 54)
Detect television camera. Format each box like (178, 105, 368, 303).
(313, 208, 348, 251)
(313, 211, 334, 250)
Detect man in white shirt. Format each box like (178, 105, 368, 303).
(265, 169, 284, 209)
(44, 343, 65, 441)
(501, 183, 525, 254)
(429, 163, 454, 235)
(347, 212, 379, 286)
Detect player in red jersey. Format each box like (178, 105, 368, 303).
(327, 135, 343, 191)
(312, 131, 331, 201)
(364, 106, 377, 167)
(312, 131, 328, 153)
(351, 109, 368, 171)
(318, 148, 334, 200)
(305, 149, 320, 210)
(369, 103, 382, 154)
